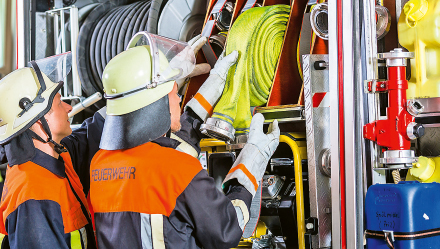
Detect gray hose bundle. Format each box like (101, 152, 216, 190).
(76, 0, 164, 105)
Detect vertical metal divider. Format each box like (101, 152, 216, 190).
(47, 6, 82, 99)
(16, 0, 29, 68)
(328, 0, 341, 247)
(362, 0, 386, 186)
(0, 0, 13, 76)
(70, 7, 81, 97)
(303, 54, 332, 248)
(30, 0, 36, 61)
(342, 0, 360, 246)
(60, 10, 67, 97)
(344, 0, 366, 246)
(53, 13, 59, 54)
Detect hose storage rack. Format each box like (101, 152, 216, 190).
(182, 0, 311, 110)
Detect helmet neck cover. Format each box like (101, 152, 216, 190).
(99, 95, 171, 150)
(100, 32, 195, 150)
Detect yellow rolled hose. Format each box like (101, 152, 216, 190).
(211, 5, 290, 137)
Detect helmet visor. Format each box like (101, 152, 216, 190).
(127, 32, 196, 85)
(29, 52, 72, 84)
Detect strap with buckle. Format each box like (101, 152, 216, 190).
(201, 0, 228, 67)
(201, 0, 259, 67)
(366, 228, 440, 249)
(241, 0, 258, 13)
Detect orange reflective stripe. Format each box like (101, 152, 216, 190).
(194, 93, 213, 116)
(90, 142, 202, 216)
(228, 164, 258, 192)
(0, 160, 88, 234)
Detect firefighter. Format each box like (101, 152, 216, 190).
(0, 53, 104, 248)
(89, 32, 280, 249)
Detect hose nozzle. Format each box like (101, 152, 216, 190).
(200, 117, 235, 142)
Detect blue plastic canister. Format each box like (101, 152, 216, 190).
(365, 181, 440, 249)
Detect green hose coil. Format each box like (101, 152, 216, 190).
(210, 5, 290, 139)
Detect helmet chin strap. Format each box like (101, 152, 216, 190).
(28, 117, 67, 154)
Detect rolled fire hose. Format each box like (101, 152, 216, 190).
(201, 5, 290, 142)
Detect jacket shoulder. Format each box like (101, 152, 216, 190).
(150, 143, 203, 174)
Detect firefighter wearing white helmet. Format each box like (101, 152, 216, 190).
(90, 32, 280, 249)
(0, 52, 104, 249)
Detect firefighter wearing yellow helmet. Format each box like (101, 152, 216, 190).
(90, 32, 280, 249)
(0, 52, 105, 248)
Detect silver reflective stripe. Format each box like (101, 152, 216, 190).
(141, 213, 153, 249)
(151, 214, 166, 249)
(242, 183, 262, 238)
(170, 133, 199, 158)
(233, 206, 245, 230)
(70, 226, 87, 249)
(79, 227, 87, 248)
(231, 199, 249, 231)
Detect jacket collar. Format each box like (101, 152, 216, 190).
(30, 149, 66, 178)
(151, 136, 180, 149)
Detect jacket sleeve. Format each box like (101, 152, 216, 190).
(172, 170, 252, 249)
(5, 199, 69, 249)
(171, 109, 205, 157)
(61, 112, 105, 195)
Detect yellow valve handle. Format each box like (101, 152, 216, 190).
(405, 3, 418, 28)
(211, 5, 290, 136)
(403, 0, 429, 28)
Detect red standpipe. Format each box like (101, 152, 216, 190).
(363, 64, 414, 150)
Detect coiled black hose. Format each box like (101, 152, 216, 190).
(77, 0, 163, 106)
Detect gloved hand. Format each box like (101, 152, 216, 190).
(222, 113, 280, 196)
(185, 50, 239, 121)
(176, 35, 211, 92)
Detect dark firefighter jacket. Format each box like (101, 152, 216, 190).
(0, 112, 105, 249)
(89, 111, 253, 249)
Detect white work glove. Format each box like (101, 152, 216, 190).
(222, 113, 280, 196)
(185, 50, 239, 121)
(176, 35, 211, 91)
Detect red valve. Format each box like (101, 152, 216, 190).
(363, 65, 414, 151)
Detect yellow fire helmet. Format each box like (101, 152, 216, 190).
(0, 52, 72, 146)
(99, 32, 196, 150)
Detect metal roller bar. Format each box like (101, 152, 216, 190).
(255, 106, 304, 124)
(68, 92, 103, 118)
